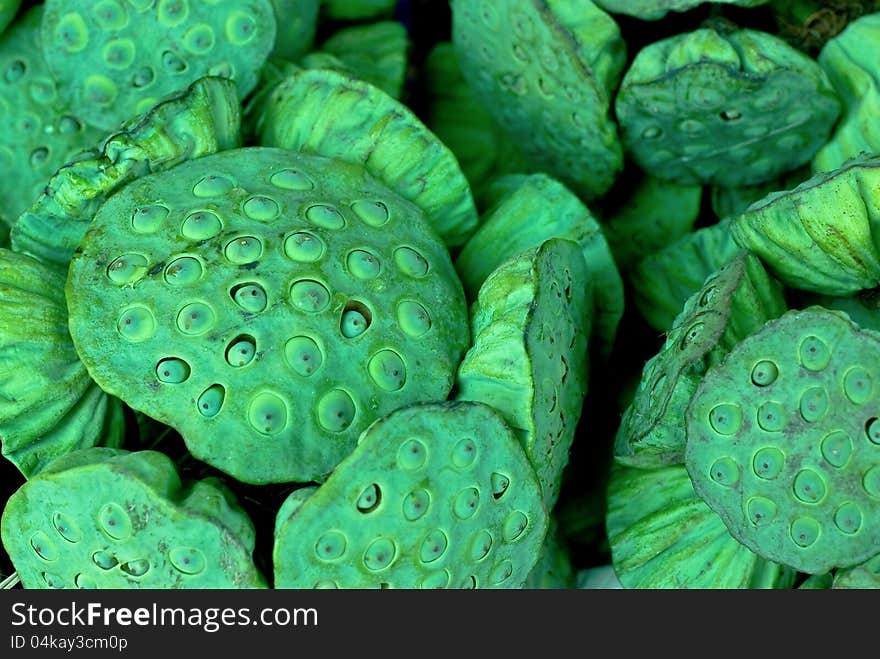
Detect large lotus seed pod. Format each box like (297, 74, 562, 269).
(322, 0, 397, 20)
(0, 0, 19, 35)
(1, 448, 267, 588)
(455, 239, 590, 510)
(0, 249, 125, 478)
(270, 0, 318, 62)
(576, 564, 623, 589)
(607, 462, 797, 588)
(273, 401, 548, 588)
(66, 147, 469, 485)
(11, 76, 241, 268)
(630, 218, 740, 332)
(833, 554, 880, 588)
(593, 0, 769, 20)
(616, 252, 787, 469)
(685, 308, 880, 574)
(257, 68, 478, 248)
(812, 13, 880, 173)
(524, 520, 575, 589)
(0, 6, 103, 234)
(450, 0, 626, 201)
(602, 173, 702, 271)
(710, 165, 810, 220)
(730, 154, 880, 296)
(615, 27, 840, 187)
(40, 0, 275, 132)
(456, 173, 621, 358)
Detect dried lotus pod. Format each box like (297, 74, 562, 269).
(269, 0, 318, 62)
(833, 554, 880, 589)
(0, 249, 125, 478)
(0, 0, 19, 35)
(322, 0, 396, 20)
(594, 0, 770, 20)
(686, 308, 880, 574)
(273, 402, 548, 589)
(450, 0, 626, 201)
(615, 26, 840, 187)
(66, 147, 469, 484)
(1, 448, 266, 588)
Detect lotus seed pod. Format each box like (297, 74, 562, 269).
(273, 401, 548, 588)
(1, 448, 267, 588)
(730, 154, 880, 296)
(593, 0, 769, 20)
(710, 166, 810, 220)
(322, 0, 397, 20)
(0, 249, 125, 478)
(11, 76, 241, 268)
(616, 252, 787, 469)
(0, 0, 19, 35)
(66, 147, 469, 485)
(456, 239, 590, 510)
(812, 13, 880, 173)
(615, 27, 840, 187)
(456, 173, 622, 358)
(269, 0, 318, 62)
(607, 462, 797, 588)
(257, 68, 478, 248)
(523, 520, 575, 589)
(451, 0, 626, 201)
(686, 308, 880, 574)
(0, 6, 103, 233)
(833, 554, 880, 589)
(39, 0, 275, 132)
(629, 218, 740, 332)
(576, 564, 623, 589)
(602, 173, 702, 271)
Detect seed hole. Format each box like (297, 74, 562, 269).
(356, 483, 382, 514)
(225, 335, 256, 367)
(720, 110, 742, 121)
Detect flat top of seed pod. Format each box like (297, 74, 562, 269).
(451, 0, 625, 201)
(66, 147, 469, 485)
(273, 401, 548, 589)
(40, 0, 275, 132)
(615, 27, 840, 187)
(1, 448, 266, 589)
(258, 67, 478, 248)
(686, 307, 880, 574)
(594, 0, 769, 21)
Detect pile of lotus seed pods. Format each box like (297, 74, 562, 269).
(1, 0, 879, 590)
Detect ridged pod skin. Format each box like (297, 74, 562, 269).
(322, 0, 396, 20)
(273, 402, 548, 589)
(1, 448, 266, 588)
(594, 0, 769, 20)
(269, 0, 318, 62)
(40, 0, 275, 132)
(450, 0, 626, 201)
(455, 239, 591, 510)
(257, 68, 478, 248)
(66, 147, 469, 484)
(0, 249, 124, 478)
(615, 27, 840, 186)
(11, 76, 242, 268)
(616, 252, 787, 468)
(686, 308, 880, 574)
(730, 153, 880, 296)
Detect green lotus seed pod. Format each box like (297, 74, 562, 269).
(11, 76, 241, 268)
(456, 173, 622, 358)
(607, 462, 797, 588)
(451, 0, 626, 201)
(833, 554, 880, 589)
(322, 0, 396, 20)
(456, 239, 590, 510)
(630, 218, 740, 332)
(523, 520, 575, 589)
(0, 249, 125, 478)
(1, 448, 266, 588)
(616, 252, 787, 468)
(273, 401, 548, 588)
(615, 27, 840, 187)
(0, 6, 103, 232)
(40, 0, 275, 132)
(576, 565, 623, 589)
(270, 0, 318, 61)
(686, 308, 880, 574)
(0, 0, 20, 35)
(257, 68, 478, 248)
(710, 166, 810, 220)
(66, 147, 469, 485)
(813, 13, 880, 173)
(594, 0, 770, 20)
(730, 154, 880, 296)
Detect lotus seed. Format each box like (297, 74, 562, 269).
(225, 337, 255, 368)
(284, 232, 325, 263)
(284, 336, 323, 377)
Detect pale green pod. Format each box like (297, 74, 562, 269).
(594, 0, 769, 20)
(833, 554, 880, 589)
(270, 0, 318, 61)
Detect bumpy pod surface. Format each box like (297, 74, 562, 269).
(0, 249, 124, 478)
(12, 76, 241, 267)
(257, 68, 478, 248)
(616, 252, 786, 468)
(594, 0, 770, 20)
(456, 239, 591, 510)
(615, 27, 840, 187)
(1, 448, 266, 588)
(40, 0, 275, 132)
(686, 308, 880, 574)
(0, 0, 20, 35)
(833, 555, 880, 588)
(269, 0, 318, 61)
(450, 0, 625, 201)
(731, 154, 880, 296)
(273, 402, 548, 588)
(66, 147, 469, 484)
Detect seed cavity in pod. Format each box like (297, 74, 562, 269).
(709, 457, 739, 487)
(243, 195, 280, 221)
(284, 336, 323, 377)
(305, 204, 344, 229)
(156, 357, 191, 383)
(30, 147, 49, 167)
(490, 560, 513, 585)
(793, 469, 827, 504)
(248, 392, 287, 435)
(751, 360, 778, 387)
(356, 484, 381, 513)
(181, 210, 222, 240)
(99, 503, 132, 540)
(107, 254, 149, 284)
(52, 513, 81, 543)
(461, 575, 477, 589)
(56, 13, 89, 53)
(394, 246, 429, 277)
(452, 438, 477, 469)
(132, 204, 168, 233)
(132, 66, 155, 88)
(164, 256, 203, 286)
(120, 559, 150, 577)
(314, 580, 338, 589)
(315, 531, 347, 561)
(402, 488, 430, 521)
(41, 573, 64, 589)
(757, 402, 786, 432)
(753, 446, 784, 479)
(192, 174, 234, 197)
(680, 322, 705, 349)
(316, 389, 356, 432)
(351, 200, 389, 227)
(162, 50, 187, 73)
(503, 511, 528, 542)
(92, 551, 118, 570)
(225, 336, 256, 367)
(158, 0, 189, 27)
(75, 574, 97, 589)
(208, 61, 234, 78)
(290, 280, 330, 313)
(225, 236, 262, 264)
(844, 367, 873, 404)
(419, 530, 449, 563)
(226, 10, 258, 45)
(397, 300, 431, 337)
(231, 282, 267, 313)
(866, 418, 880, 445)
(271, 168, 313, 190)
(642, 126, 662, 139)
(799, 335, 831, 371)
(4, 59, 25, 83)
(470, 530, 493, 561)
(747, 496, 777, 527)
(821, 430, 852, 468)
(58, 115, 82, 135)
(346, 249, 381, 279)
(93, 1, 128, 29)
(102, 38, 136, 70)
(491, 473, 510, 500)
(720, 109, 742, 121)
(169, 547, 206, 575)
(420, 570, 450, 589)
(117, 306, 156, 342)
(397, 439, 427, 471)
(709, 403, 741, 435)
(453, 487, 480, 520)
(176, 302, 215, 335)
(363, 537, 395, 571)
(184, 23, 216, 54)
(30, 532, 58, 561)
(800, 387, 829, 423)
(834, 502, 863, 534)
(340, 301, 372, 338)
(368, 350, 406, 391)
(790, 517, 820, 548)
(85, 74, 118, 106)
(197, 384, 225, 418)
(284, 231, 325, 263)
